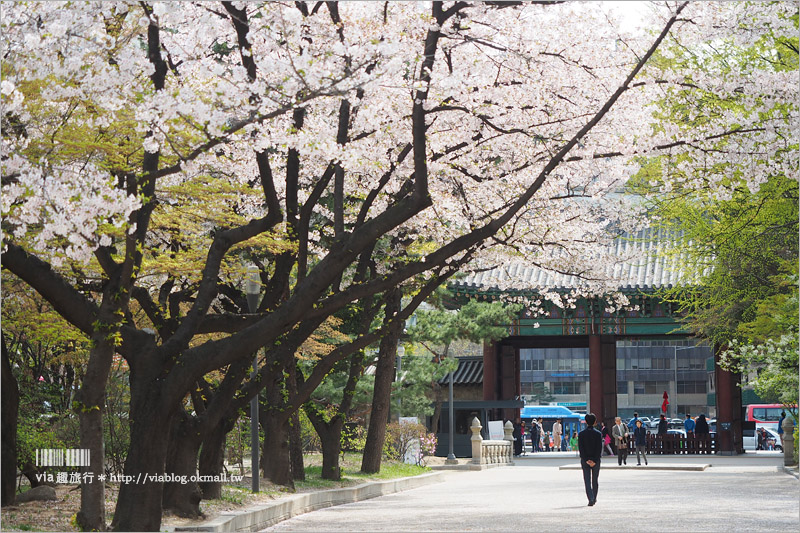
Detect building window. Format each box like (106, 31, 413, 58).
(532, 359, 544, 371)
(677, 381, 707, 394)
(644, 381, 670, 394)
(633, 381, 669, 395)
(617, 381, 628, 394)
(552, 382, 585, 395)
(652, 358, 670, 370)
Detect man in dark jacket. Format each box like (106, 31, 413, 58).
(657, 414, 668, 435)
(530, 420, 540, 453)
(512, 420, 523, 456)
(578, 413, 603, 506)
(694, 413, 710, 453)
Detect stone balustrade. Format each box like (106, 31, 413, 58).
(469, 418, 513, 466)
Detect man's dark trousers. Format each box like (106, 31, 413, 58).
(581, 459, 600, 503)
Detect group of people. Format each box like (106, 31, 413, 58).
(578, 410, 787, 507)
(605, 416, 649, 466)
(513, 418, 578, 455)
(760, 410, 788, 450)
(593, 412, 712, 466)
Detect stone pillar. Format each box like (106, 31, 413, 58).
(470, 418, 483, 465)
(504, 421, 515, 464)
(783, 417, 795, 466)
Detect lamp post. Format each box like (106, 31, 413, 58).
(673, 345, 694, 419)
(395, 345, 404, 418)
(245, 266, 261, 493)
(446, 346, 457, 464)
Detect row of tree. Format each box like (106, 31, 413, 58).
(1, 2, 795, 531)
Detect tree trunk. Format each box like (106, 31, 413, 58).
(75, 337, 115, 531)
(431, 393, 443, 435)
(1, 336, 19, 506)
(361, 290, 402, 474)
(21, 462, 42, 488)
(305, 408, 344, 481)
(162, 412, 203, 518)
(260, 407, 292, 488)
(111, 379, 174, 532)
(198, 417, 235, 500)
(289, 411, 305, 481)
(259, 359, 294, 488)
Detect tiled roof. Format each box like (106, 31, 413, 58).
(439, 356, 483, 385)
(452, 228, 703, 293)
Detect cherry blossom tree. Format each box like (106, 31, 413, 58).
(2, 2, 796, 531)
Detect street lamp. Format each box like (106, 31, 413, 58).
(673, 345, 694, 419)
(445, 348, 457, 464)
(245, 266, 262, 493)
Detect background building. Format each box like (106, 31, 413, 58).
(519, 339, 713, 418)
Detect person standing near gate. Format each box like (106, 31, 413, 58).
(512, 419, 523, 456)
(578, 413, 603, 506)
(695, 413, 710, 453)
(657, 414, 668, 435)
(531, 419, 540, 452)
(684, 413, 695, 437)
(553, 418, 563, 451)
(612, 416, 628, 465)
(633, 419, 648, 465)
(777, 411, 786, 449)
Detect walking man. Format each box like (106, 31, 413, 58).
(612, 416, 628, 465)
(578, 413, 603, 506)
(633, 419, 648, 465)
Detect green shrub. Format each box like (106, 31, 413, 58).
(384, 422, 437, 466)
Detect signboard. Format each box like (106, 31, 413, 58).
(403, 438, 420, 465)
(399, 417, 421, 464)
(488, 420, 505, 441)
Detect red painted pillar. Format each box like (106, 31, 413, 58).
(589, 335, 618, 429)
(500, 345, 516, 421)
(483, 341, 497, 401)
(589, 335, 603, 421)
(515, 346, 522, 402)
(715, 347, 743, 454)
(601, 336, 618, 428)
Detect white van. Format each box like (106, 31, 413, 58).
(742, 426, 757, 451)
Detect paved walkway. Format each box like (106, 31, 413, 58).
(263, 455, 798, 532)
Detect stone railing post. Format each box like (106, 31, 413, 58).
(782, 417, 795, 466)
(470, 417, 483, 465)
(504, 421, 514, 463)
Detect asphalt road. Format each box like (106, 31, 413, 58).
(263, 455, 798, 532)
